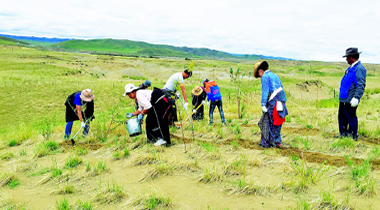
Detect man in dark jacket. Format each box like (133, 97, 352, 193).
(336, 47, 367, 141)
(64, 89, 95, 139)
(191, 85, 206, 120)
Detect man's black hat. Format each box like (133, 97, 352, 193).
(343, 47, 361, 58)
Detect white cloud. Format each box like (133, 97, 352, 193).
(1, 0, 379, 63)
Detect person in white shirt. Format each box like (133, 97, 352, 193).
(162, 69, 192, 124)
(124, 84, 172, 146)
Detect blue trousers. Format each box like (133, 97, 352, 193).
(338, 102, 358, 138)
(209, 100, 225, 124)
(64, 121, 90, 139)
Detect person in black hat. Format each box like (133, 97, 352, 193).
(335, 47, 367, 141)
(162, 69, 192, 125)
(253, 61, 288, 148)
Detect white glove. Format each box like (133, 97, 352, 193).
(261, 106, 268, 113)
(176, 92, 180, 97)
(192, 109, 196, 114)
(350, 97, 359, 107)
(207, 101, 210, 106)
(202, 100, 205, 105)
(81, 121, 86, 128)
(183, 102, 188, 111)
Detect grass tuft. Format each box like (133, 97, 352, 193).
(131, 193, 173, 209)
(95, 181, 125, 204)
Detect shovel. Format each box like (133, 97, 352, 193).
(70, 117, 92, 146)
(70, 115, 94, 146)
(176, 103, 203, 128)
(70, 126, 83, 146)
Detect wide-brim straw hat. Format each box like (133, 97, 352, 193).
(192, 86, 203, 96)
(80, 89, 95, 102)
(253, 61, 269, 78)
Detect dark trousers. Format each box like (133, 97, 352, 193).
(146, 108, 170, 144)
(209, 100, 225, 124)
(192, 105, 204, 120)
(338, 102, 358, 138)
(162, 89, 178, 124)
(146, 88, 172, 144)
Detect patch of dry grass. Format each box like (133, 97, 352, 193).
(198, 167, 224, 183)
(95, 181, 126, 204)
(127, 191, 173, 209)
(140, 162, 174, 182)
(0, 172, 19, 187)
(225, 178, 277, 196)
(132, 152, 161, 166)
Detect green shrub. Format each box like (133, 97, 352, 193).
(76, 200, 93, 210)
(7, 179, 20, 189)
(56, 198, 70, 210)
(65, 156, 83, 168)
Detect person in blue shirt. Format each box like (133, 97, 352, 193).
(64, 89, 95, 140)
(336, 48, 367, 141)
(203, 79, 226, 126)
(254, 61, 288, 148)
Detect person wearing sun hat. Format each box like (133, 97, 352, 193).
(335, 47, 367, 141)
(191, 85, 207, 120)
(124, 83, 172, 146)
(254, 61, 288, 148)
(64, 89, 95, 139)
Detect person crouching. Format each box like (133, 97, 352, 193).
(254, 61, 288, 148)
(124, 84, 172, 146)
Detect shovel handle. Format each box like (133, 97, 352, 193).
(181, 103, 203, 124)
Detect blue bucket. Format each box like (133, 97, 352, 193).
(125, 118, 142, 137)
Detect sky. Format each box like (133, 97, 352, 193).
(1, 0, 379, 63)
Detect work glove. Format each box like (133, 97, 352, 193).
(350, 97, 359, 107)
(81, 121, 86, 128)
(202, 100, 205, 105)
(125, 113, 133, 118)
(183, 102, 188, 111)
(261, 106, 268, 113)
(137, 114, 144, 123)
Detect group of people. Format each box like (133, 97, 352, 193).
(63, 47, 367, 148)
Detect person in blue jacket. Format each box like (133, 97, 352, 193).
(254, 61, 288, 148)
(202, 79, 226, 126)
(336, 47, 367, 141)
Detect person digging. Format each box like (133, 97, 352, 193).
(191, 85, 206, 120)
(64, 89, 95, 144)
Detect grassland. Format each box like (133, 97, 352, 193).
(1, 42, 380, 209)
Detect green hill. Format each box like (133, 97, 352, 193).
(0, 36, 30, 46)
(51, 38, 267, 60)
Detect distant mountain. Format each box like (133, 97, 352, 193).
(0, 34, 70, 43)
(52, 38, 283, 61)
(0, 34, 293, 61)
